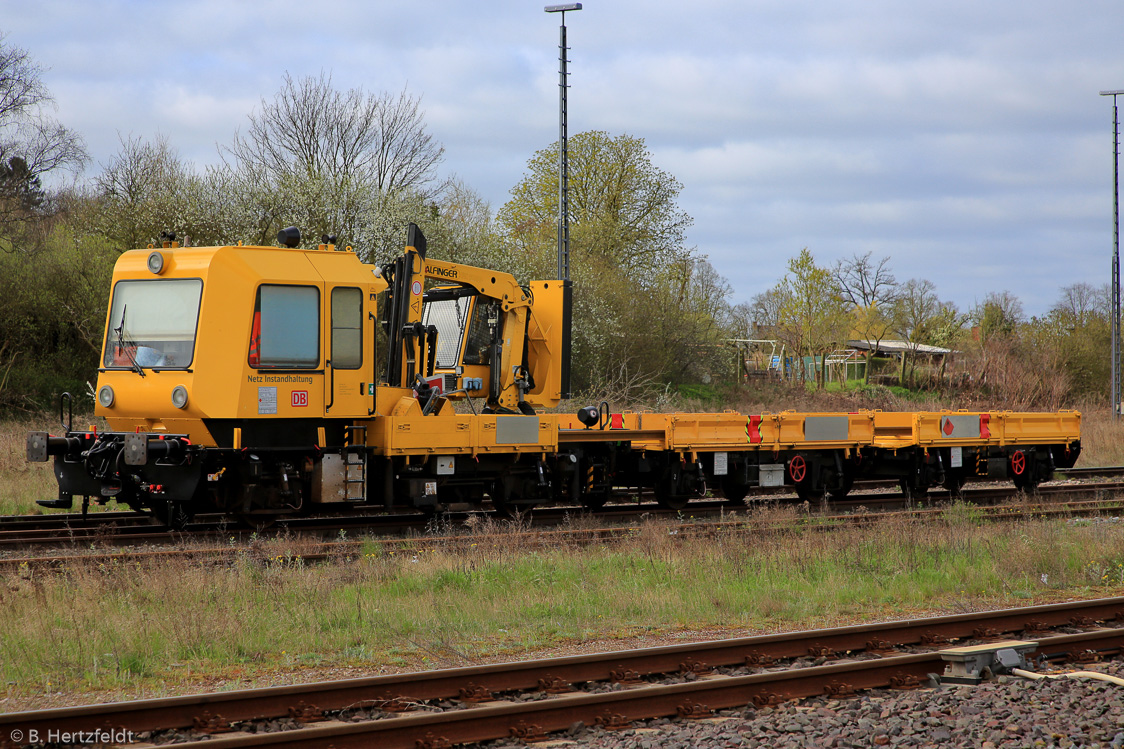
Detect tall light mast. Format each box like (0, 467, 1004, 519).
(1102, 89, 1124, 417)
(545, 2, 581, 398)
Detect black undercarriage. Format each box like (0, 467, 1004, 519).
(27, 427, 1081, 531)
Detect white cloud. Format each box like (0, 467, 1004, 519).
(5, 0, 1124, 315)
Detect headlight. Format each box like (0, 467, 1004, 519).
(97, 385, 115, 408)
(171, 385, 189, 409)
(147, 251, 165, 274)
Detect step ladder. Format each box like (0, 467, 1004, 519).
(343, 426, 367, 501)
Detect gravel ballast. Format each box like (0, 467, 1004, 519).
(481, 661, 1124, 748)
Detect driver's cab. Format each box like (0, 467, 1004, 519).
(420, 288, 495, 397)
(95, 240, 386, 447)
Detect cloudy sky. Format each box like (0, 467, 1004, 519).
(7, 1, 1124, 316)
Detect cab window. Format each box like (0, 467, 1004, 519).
(422, 296, 469, 368)
(249, 285, 319, 368)
(104, 279, 202, 369)
(331, 287, 362, 369)
(462, 300, 495, 366)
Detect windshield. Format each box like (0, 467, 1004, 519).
(103, 279, 203, 369)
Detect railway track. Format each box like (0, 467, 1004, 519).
(1062, 465, 1124, 478)
(0, 509, 437, 549)
(1, 467, 1119, 552)
(4, 493, 1124, 573)
(0, 497, 761, 551)
(3, 597, 1123, 747)
(2, 477, 1123, 553)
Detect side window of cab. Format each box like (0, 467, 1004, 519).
(248, 285, 320, 368)
(331, 287, 362, 369)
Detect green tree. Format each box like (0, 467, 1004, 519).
(0, 156, 44, 212)
(970, 290, 1024, 343)
(618, 256, 733, 387)
(0, 222, 116, 409)
(961, 290, 1024, 394)
(767, 248, 849, 388)
(498, 131, 712, 395)
(498, 130, 693, 281)
(1035, 282, 1111, 399)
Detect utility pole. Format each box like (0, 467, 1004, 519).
(545, 3, 581, 398)
(1102, 90, 1123, 417)
(545, 3, 581, 282)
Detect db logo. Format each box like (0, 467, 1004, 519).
(291, 390, 309, 407)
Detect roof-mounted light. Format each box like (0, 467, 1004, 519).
(277, 226, 301, 248)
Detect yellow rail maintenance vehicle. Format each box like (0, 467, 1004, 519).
(27, 225, 1081, 527)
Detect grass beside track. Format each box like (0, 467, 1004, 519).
(1, 416, 118, 517)
(4, 507, 1124, 704)
(1074, 407, 1124, 466)
(0, 417, 62, 516)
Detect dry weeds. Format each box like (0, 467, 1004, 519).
(4, 509, 1124, 703)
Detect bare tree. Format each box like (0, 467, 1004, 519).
(835, 252, 899, 382)
(834, 251, 897, 307)
(892, 278, 942, 386)
(92, 134, 224, 250)
(749, 289, 782, 333)
(223, 72, 444, 191)
(1052, 282, 1110, 325)
(217, 72, 444, 252)
(429, 177, 507, 269)
(0, 34, 87, 251)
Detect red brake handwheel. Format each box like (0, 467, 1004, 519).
(789, 455, 807, 483)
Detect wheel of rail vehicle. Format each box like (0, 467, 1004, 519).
(582, 492, 608, 512)
(795, 484, 826, 503)
(490, 475, 541, 518)
(899, 478, 929, 502)
(580, 462, 611, 512)
(237, 512, 279, 532)
(720, 474, 750, 506)
(153, 499, 194, 531)
(942, 470, 967, 495)
(653, 462, 692, 511)
(654, 486, 691, 510)
(489, 477, 516, 518)
(827, 472, 855, 501)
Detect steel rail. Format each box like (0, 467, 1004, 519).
(1, 463, 1116, 529)
(2, 476, 1122, 551)
(0, 511, 141, 527)
(5, 494, 1124, 571)
(4, 597, 1123, 742)
(158, 629, 1124, 749)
